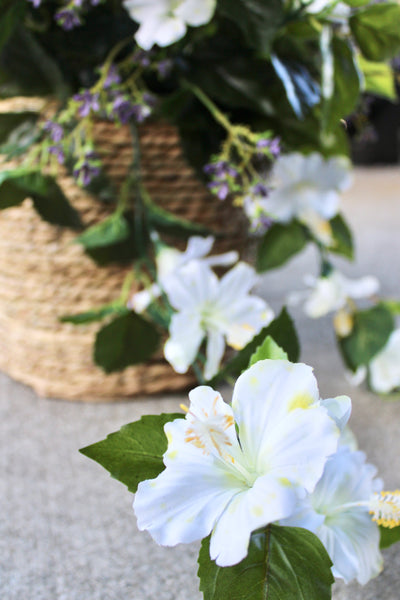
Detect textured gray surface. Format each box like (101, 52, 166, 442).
(1, 167, 400, 599)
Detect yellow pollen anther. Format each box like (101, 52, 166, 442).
(370, 490, 400, 528)
(180, 403, 189, 413)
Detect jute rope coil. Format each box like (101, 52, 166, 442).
(0, 104, 247, 401)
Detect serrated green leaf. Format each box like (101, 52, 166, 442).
(357, 55, 396, 100)
(94, 312, 161, 373)
(380, 524, 400, 549)
(198, 525, 333, 600)
(60, 304, 128, 325)
(328, 213, 354, 260)
(76, 213, 130, 249)
(213, 308, 299, 383)
(339, 303, 395, 370)
(256, 221, 308, 272)
(350, 4, 400, 62)
(249, 336, 288, 367)
(80, 413, 183, 493)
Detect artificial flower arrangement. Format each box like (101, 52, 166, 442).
(81, 337, 400, 597)
(1, 0, 400, 393)
(2, 0, 400, 597)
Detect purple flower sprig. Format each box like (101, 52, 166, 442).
(55, 8, 82, 31)
(256, 136, 281, 159)
(203, 160, 239, 201)
(109, 92, 156, 125)
(73, 150, 101, 187)
(73, 90, 101, 118)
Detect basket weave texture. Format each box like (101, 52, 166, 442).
(0, 117, 247, 400)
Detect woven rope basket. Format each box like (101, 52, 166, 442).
(0, 103, 247, 401)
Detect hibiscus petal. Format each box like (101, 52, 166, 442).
(217, 262, 260, 302)
(204, 329, 226, 380)
(164, 312, 203, 373)
(209, 474, 300, 566)
(163, 261, 219, 311)
(175, 0, 216, 26)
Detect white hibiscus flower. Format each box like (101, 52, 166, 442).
(289, 270, 380, 321)
(266, 152, 351, 244)
(163, 260, 273, 380)
(369, 328, 400, 393)
(129, 235, 238, 313)
(133, 359, 342, 566)
(123, 0, 216, 49)
(280, 446, 384, 585)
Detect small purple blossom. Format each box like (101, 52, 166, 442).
(208, 180, 230, 200)
(104, 65, 121, 89)
(251, 182, 269, 197)
(48, 145, 65, 164)
(55, 9, 82, 30)
(157, 59, 173, 79)
(43, 120, 64, 143)
(112, 96, 137, 124)
(73, 90, 100, 117)
(28, 0, 41, 7)
(73, 152, 101, 186)
(256, 136, 281, 158)
(204, 160, 238, 201)
(132, 49, 153, 68)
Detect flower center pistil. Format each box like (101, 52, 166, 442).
(181, 400, 257, 486)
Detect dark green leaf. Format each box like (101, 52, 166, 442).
(217, 0, 285, 55)
(328, 213, 354, 260)
(60, 304, 128, 325)
(198, 525, 333, 600)
(339, 304, 395, 370)
(249, 336, 288, 367)
(380, 525, 400, 549)
(0, 111, 38, 146)
(94, 312, 161, 373)
(350, 4, 400, 61)
(80, 413, 183, 494)
(328, 37, 361, 130)
(271, 54, 320, 119)
(146, 201, 212, 238)
(0, 0, 26, 53)
(76, 213, 130, 249)
(213, 308, 299, 383)
(0, 169, 82, 228)
(256, 221, 308, 272)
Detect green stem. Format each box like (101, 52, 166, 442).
(183, 80, 232, 133)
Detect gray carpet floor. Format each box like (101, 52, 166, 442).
(2, 167, 400, 599)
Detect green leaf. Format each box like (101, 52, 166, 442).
(80, 413, 183, 493)
(76, 213, 130, 249)
(217, 0, 285, 55)
(380, 525, 400, 549)
(256, 221, 308, 272)
(249, 336, 288, 367)
(94, 312, 161, 373)
(339, 303, 395, 370)
(350, 4, 400, 61)
(383, 299, 400, 315)
(357, 55, 397, 100)
(146, 200, 212, 238)
(198, 525, 334, 600)
(0, 169, 82, 228)
(213, 308, 299, 383)
(0, 0, 26, 53)
(0, 111, 38, 146)
(60, 304, 127, 325)
(271, 54, 320, 119)
(329, 37, 361, 129)
(328, 213, 354, 260)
